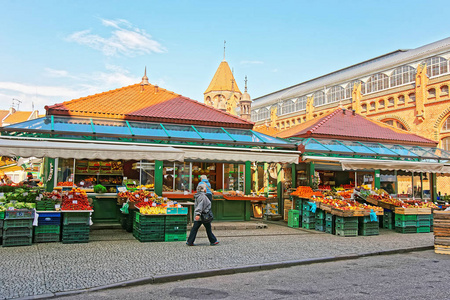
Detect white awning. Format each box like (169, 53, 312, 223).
(442, 166, 450, 174)
(0, 139, 184, 161)
(183, 148, 299, 164)
(341, 160, 444, 173)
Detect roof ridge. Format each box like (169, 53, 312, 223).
(309, 109, 341, 133)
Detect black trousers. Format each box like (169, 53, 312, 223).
(187, 220, 217, 245)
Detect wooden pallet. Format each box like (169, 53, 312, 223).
(395, 207, 432, 215)
(434, 237, 450, 246)
(434, 245, 450, 255)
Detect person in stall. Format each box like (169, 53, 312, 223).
(20, 172, 40, 187)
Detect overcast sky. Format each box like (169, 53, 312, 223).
(1, 0, 450, 114)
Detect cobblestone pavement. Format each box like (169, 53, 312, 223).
(0, 221, 434, 300)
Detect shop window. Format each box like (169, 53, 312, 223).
(397, 171, 413, 198)
(192, 162, 217, 190)
(223, 163, 245, 192)
(388, 97, 395, 107)
(398, 95, 405, 104)
(408, 93, 415, 102)
(440, 85, 449, 96)
(380, 171, 396, 195)
(313, 91, 325, 106)
(428, 88, 436, 98)
(57, 158, 74, 185)
(366, 73, 389, 93)
(251, 163, 265, 194)
(424, 56, 448, 77)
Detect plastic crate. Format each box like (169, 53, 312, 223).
(287, 210, 299, 228)
(62, 236, 89, 244)
(3, 219, 33, 229)
(325, 213, 335, 222)
(417, 226, 431, 233)
(165, 219, 188, 226)
(417, 220, 431, 227)
(34, 225, 60, 234)
(302, 222, 315, 230)
(315, 224, 325, 232)
(416, 214, 432, 221)
(0, 211, 4, 219)
(38, 215, 61, 226)
(430, 226, 433, 232)
(3, 227, 33, 237)
(335, 228, 358, 237)
(335, 222, 358, 230)
(359, 223, 379, 230)
(359, 228, 379, 236)
(395, 227, 417, 234)
(395, 220, 417, 228)
(325, 227, 333, 234)
(5, 209, 35, 220)
(177, 207, 188, 215)
(315, 209, 325, 220)
(164, 232, 187, 242)
(359, 216, 379, 224)
(0, 219, 3, 228)
(135, 213, 165, 225)
(165, 224, 187, 231)
(335, 216, 358, 224)
(383, 222, 394, 229)
(133, 224, 165, 235)
(62, 224, 90, 234)
(133, 231, 165, 242)
(63, 212, 90, 225)
(302, 210, 315, 217)
(165, 215, 187, 223)
(325, 220, 334, 228)
(395, 214, 417, 221)
(34, 233, 60, 243)
(2, 236, 32, 247)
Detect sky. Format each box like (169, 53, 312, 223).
(1, 0, 450, 114)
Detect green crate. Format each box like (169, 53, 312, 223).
(165, 224, 187, 231)
(2, 236, 32, 247)
(165, 215, 187, 223)
(302, 210, 315, 217)
(315, 209, 325, 220)
(417, 226, 431, 233)
(135, 213, 165, 225)
(3, 227, 33, 237)
(416, 214, 432, 221)
(0, 219, 3, 228)
(34, 233, 60, 243)
(325, 220, 334, 228)
(325, 213, 335, 222)
(395, 214, 417, 221)
(62, 224, 90, 234)
(63, 212, 90, 225)
(359, 216, 379, 224)
(430, 225, 434, 232)
(359, 223, 379, 230)
(325, 227, 333, 234)
(315, 224, 325, 232)
(301, 215, 315, 223)
(0, 211, 4, 219)
(383, 222, 394, 229)
(3, 219, 33, 229)
(335, 222, 358, 230)
(335, 228, 358, 237)
(133, 231, 165, 242)
(335, 216, 358, 224)
(62, 233, 89, 242)
(34, 225, 60, 234)
(359, 228, 379, 236)
(302, 222, 315, 230)
(395, 227, 417, 234)
(164, 232, 187, 242)
(288, 210, 300, 228)
(417, 220, 431, 227)
(133, 225, 164, 235)
(5, 209, 35, 220)
(384, 210, 394, 218)
(395, 220, 417, 228)
(315, 218, 325, 226)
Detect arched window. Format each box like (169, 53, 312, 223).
(424, 57, 448, 77)
(398, 95, 405, 104)
(441, 137, 450, 151)
(366, 73, 389, 93)
(442, 116, 450, 131)
(379, 99, 385, 108)
(441, 85, 449, 95)
(390, 65, 416, 87)
(370, 102, 376, 110)
(251, 111, 257, 122)
(428, 88, 436, 98)
(388, 97, 395, 107)
(361, 104, 367, 112)
(313, 91, 325, 106)
(295, 96, 307, 111)
(383, 119, 407, 131)
(345, 80, 365, 98)
(280, 99, 295, 115)
(327, 86, 345, 103)
(408, 93, 415, 102)
(257, 107, 270, 121)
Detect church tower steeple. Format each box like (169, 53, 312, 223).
(239, 76, 252, 121)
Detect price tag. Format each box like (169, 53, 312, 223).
(68, 195, 73, 199)
(415, 203, 418, 206)
(52, 196, 58, 200)
(144, 198, 149, 202)
(446, 202, 449, 205)
(335, 203, 339, 207)
(425, 200, 427, 203)
(133, 181, 136, 185)
(36, 197, 40, 201)
(55, 204, 60, 210)
(163, 197, 168, 201)
(80, 182, 84, 186)
(76, 192, 80, 195)
(73, 200, 78, 204)
(23, 192, 28, 196)
(312, 195, 316, 198)
(347, 203, 351, 207)
(152, 203, 156, 207)
(150, 192, 155, 197)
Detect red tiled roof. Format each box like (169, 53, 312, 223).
(276, 109, 436, 146)
(45, 83, 253, 129)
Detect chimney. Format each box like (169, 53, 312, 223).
(154, 85, 159, 94)
(352, 109, 356, 116)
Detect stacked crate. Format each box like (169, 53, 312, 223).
(287, 210, 300, 228)
(133, 213, 165, 242)
(358, 216, 379, 236)
(302, 200, 315, 230)
(36, 200, 58, 211)
(62, 212, 90, 244)
(433, 211, 450, 255)
(335, 216, 358, 237)
(315, 209, 325, 232)
(0, 218, 3, 245)
(416, 214, 432, 233)
(325, 213, 336, 234)
(121, 209, 136, 233)
(383, 209, 395, 229)
(394, 214, 417, 233)
(165, 215, 187, 242)
(34, 212, 61, 243)
(2, 210, 35, 247)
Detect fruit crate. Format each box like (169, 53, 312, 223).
(62, 224, 90, 234)
(133, 224, 165, 235)
(302, 222, 315, 230)
(417, 220, 431, 227)
(395, 220, 417, 228)
(133, 231, 165, 242)
(315, 209, 325, 220)
(335, 222, 358, 230)
(38, 212, 62, 225)
(3, 219, 33, 229)
(335, 228, 358, 237)
(395, 226, 417, 234)
(315, 224, 325, 232)
(302, 210, 315, 217)
(417, 226, 431, 233)
(63, 212, 90, 225)
(325, 227, 334, 234)
(325, 213, 334, 222)
(2, 236, 32, 247)
(359, 216, 379, 223)
(315, 218, 325, 226)
(5, 209, 35, 220)
(287, 210, 300, 228)
(165, 215, 187, 223)
(395, 214, 417, 221)
(359, 222, 379, 230)
(416, 214, 432, 221)
(165, 224, 187, 232)
(62, 234, 89, 244)
(164, 232, 187, 242)
(359, 228, 379, 236)
(335, 216, 358, 224)
(34, 233, 60, 243)
(3, 227, 33, 237)
(135, 213, 165, 225)
(302, 215, 315, 223)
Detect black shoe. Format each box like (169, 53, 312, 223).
(186, 242, 196, 246)
(210, 241, 219, 246)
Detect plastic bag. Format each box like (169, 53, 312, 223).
(120, 202, 129, 214)
(308, 202, 317, 213)
(369, 209, 378, 222)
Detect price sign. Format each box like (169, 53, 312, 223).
(68, 195, 73, 199)
(347, 203, 351, 207)
(150, 193, 155, 197)
(144, 198, 149, 202)
(52, 196, 58, 200)
(163, 197, 168, 201)
(76, 192, 80, 195)
(23, 192, 28, 196)
(8, 207, 14, 211)
(55, 204, 60, 210)
(73, 200, 78, 204)
(36, 197, 40, 201)
(152, 203, 156, 207)
(80, 182, 84, 186)
(415, 203, 418, 206)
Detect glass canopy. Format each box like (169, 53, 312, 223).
(2, 116, 295, 149)
(298, 138, 450, 163)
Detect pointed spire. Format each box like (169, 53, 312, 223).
(140, 66, 149, 85)
(244, 76, 248, 93)
(223, 40, 226, 61)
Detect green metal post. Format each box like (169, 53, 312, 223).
(245, 161, 251, 195)
(374, 170, 381, 189)
(307, 162, 315, 188)
(277, 164, 283, 214)
(155, 160, 163, 196)
(44, 157, 56, 192)
(291, 164, 296, 188)
(431, 173, 437, 202)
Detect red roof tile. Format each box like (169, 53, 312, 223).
(276, 109, 436, 146)
(45, 83, 253, 129)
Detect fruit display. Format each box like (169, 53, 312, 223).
(57, 181, 74, 186)
(291, 186, 323, 198)
(61, 188, 92, 210)
(137, 184, 154, 190)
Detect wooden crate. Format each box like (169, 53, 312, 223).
(284, 200, 293, 210)
(365, 196, 378, 206)
(434, 245, 450, 255)
(395, 207, 418, 215)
